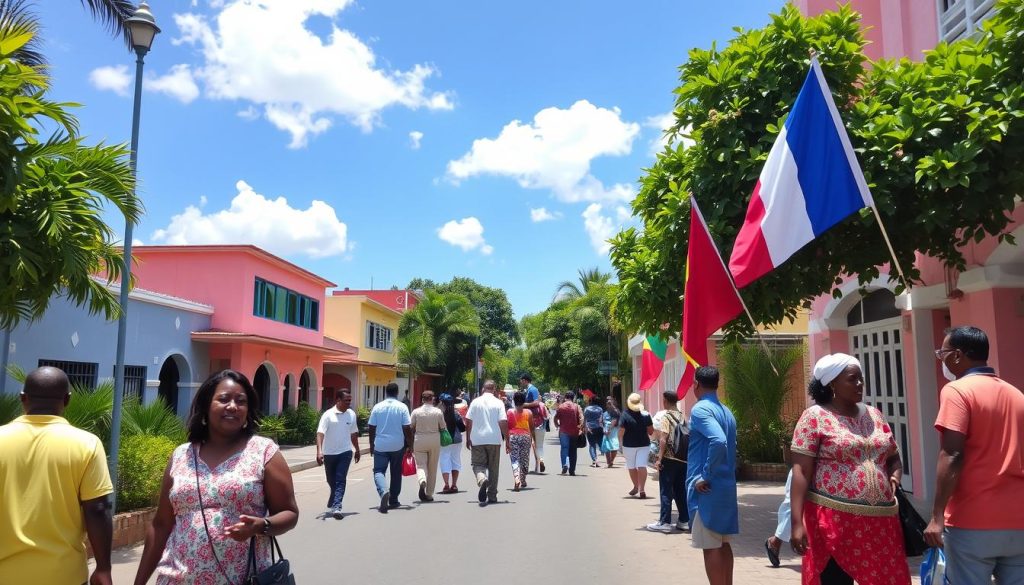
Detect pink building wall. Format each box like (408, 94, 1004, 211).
(797, 0, 938, 61)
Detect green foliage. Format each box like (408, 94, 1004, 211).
(398, 289, 481, 390)
(720, 343, 803, 463)
(0, 392, 19, 424)
(257, 413, 287, 443)
(64, 381, 115, 444)
(121, 398, 186, 444)
(0, 6, 141, 328)
(611, 1, 1024, 337)
(280, 402, 320, 445)
(116, 434, 175, 513)
(356, 406, 371, 434)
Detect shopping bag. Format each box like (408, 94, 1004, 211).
(920, 547, 946, 585)
(401, 451, 417, 476)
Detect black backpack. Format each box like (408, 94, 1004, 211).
(666, 412, 689, 460)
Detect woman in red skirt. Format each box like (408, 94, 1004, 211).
(790, 353, 911, 585)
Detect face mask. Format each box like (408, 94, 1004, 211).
(942, 362, 957, 382)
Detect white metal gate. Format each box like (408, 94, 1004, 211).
(849, 318, 913, 492)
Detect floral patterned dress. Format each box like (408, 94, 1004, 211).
(791, 404, 911, 585)
(156, 436, 278, 584)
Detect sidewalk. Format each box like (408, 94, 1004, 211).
(279, 443, 371, 473)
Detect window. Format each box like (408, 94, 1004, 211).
(37, 359, 98, 389)
(115, 365, 147, 401)
(253, 278, 319, 330)
(939, 0, 996, 42)
(365, 321, 393, 352)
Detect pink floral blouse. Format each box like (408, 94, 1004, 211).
(156, 436, 278, 584)
(791, 404, 899, 515)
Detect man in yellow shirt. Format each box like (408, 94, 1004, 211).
(0, 367, 114, 585)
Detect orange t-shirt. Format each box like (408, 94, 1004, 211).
(507, 409, 532, 435)
(934, 372, 1024, 529)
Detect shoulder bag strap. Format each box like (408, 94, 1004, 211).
(193, 445, 238, 585)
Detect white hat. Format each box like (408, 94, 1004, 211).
(812, 353, 862, 386)
(627, 392, 643, 412)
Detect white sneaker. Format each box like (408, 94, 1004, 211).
(676, 521, 690, 532)
(646, 522, 675, 533)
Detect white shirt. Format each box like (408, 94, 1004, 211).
(316, 406, 357, 455)
(465, 392, 508, 445)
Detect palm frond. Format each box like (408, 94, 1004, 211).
(0, 0, 44, 67)
(78, 0, 134, 48)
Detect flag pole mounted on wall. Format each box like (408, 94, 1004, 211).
(728, 53, 911, 291)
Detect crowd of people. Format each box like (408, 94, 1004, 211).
(0, 325, 1021, 585)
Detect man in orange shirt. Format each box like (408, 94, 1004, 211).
(925, 326, 1024, 584)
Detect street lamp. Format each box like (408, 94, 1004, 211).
(110, 2, 160, 506)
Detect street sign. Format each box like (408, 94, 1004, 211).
(597, 360, 618, 375)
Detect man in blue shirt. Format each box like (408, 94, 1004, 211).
(368, 382, 413, 514)
(686, 366, 738, 585)
(519, 373, 546, 472)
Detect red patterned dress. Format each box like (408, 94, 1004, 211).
(156, 436, 278, 584)
(791, 404, 911, 585)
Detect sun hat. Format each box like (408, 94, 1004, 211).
(627, 392, 643, 412)
(503, 383, 516, 393)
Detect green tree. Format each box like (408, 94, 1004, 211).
(611, 2, 1024, 337)
(0, 8, 140, 328)
(553, 267, 612, 302)
(397, 289, 480, 390)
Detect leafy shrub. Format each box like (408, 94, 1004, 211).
(280, 402, 319, 445)
(356, 406, 371, 434)
(122, 398, 186, 444)
(117, 434, 176, 512)
(64, 382, 114, 444)
(0, 393, 20, 425)
(258, 414, 288, 443)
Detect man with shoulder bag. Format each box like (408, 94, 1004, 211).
(648, 389, 690, 533)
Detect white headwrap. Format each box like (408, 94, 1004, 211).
(812, 353, 861, 386)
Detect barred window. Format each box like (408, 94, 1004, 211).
(37, 359, 98, 389)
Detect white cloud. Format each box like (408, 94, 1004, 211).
(437, 217, 493, 255)
(645, 111, 694, 156)
(150, 180, 349, 258)
(237, 105, 260, 120)
(409, 130, 423, 150)
(582, 203, 632, 255)
(145, 64, 200, 104)
(172, 0, 453, 148)
(530, 207, 562, 222)
(89, 65, 131, 96)
(446, 100, 640, 203)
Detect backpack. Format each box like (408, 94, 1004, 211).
(665, 412, 689, 460)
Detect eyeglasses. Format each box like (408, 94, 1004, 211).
(934, 348, 957, 359)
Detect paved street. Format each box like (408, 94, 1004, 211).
(106, 437, 923, 584)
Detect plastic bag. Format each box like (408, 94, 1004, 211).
(402, 451, 417, 476)
(920, 547, 946, 585)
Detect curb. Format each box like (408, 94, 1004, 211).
(287, 446, 372, 473)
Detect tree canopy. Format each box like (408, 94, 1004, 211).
(397, 289, 480, 390)
(611, 2, 1024, 337)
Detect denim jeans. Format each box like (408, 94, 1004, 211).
(323, 451, 353, 509)
(558, 432, 578, 473)
(373, 449, 404, 503)
(658, 457, 688, 525)
(586, 427, 603, 461)
(945, 526, 1024, 584)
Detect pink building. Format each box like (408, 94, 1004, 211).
(797, 0, 1021, 502)
(131, 245, 352, 414)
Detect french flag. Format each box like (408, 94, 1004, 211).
(728, 56, 874, 289)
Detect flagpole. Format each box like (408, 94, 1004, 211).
(869, 205, 912, 290)
(689, 197, 779, 375)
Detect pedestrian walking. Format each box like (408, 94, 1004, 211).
(583, 394, 605, 467)
(554, 390, 584, 475)
(465, 380, 509, 505)
(411, 390, 446, 502)
(686, 366, 739, 585)
(0, 367, 114, 585)
(619, 392, 654, 498)
(648, 389, 689, 533)
(315, 389, 360, 519)
(507, 391, 535, 491)
(133, 370, 299, 585)
(790, 354, 909, 585)
(924, 326, 1024, 583)
(602, 396, 621, 467)
(439, 393, 466, 493)
(368, 382, 414, 514)
(519, 373, 547, 473)
(764, 469, 793, 568)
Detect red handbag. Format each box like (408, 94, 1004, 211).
(402, 451, 417, 476)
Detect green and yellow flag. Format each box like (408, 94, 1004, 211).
(638, 335, 668, 391)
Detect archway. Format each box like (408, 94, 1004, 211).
(253, 362, 279, 415)
(299, 367, 317, 406)
(282, 373, 293, 412)
(158, 354, 191, 415)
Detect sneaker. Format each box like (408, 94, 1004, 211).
(487, 497, 498, 504)
(418, 482, 428, 502)
(676, 521, 690, 533)
(331, 508, 344, 520)
(540, 460, 546, 473)
(478, 479, 489, 503)
(378, 491, 389, 514)
(561, 466, 568, 475)
(646, 522, 675, 533)
(388, 501, 401, 509)
(324, 507, 335, 518)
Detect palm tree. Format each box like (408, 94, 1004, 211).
(398, 290, 480, 389)
(0, 7, 140, 328)
(553, 267, 612, 302)
(78, 0, 136, 47)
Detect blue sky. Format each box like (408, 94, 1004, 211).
(41, 0, 780, 317)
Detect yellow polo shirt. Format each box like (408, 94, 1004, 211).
(0, 415, 113, 585)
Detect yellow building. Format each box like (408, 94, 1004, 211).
(322, 291, 405, 409)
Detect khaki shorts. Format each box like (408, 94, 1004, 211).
(690, 511, 734, 550)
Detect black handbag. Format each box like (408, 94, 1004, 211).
(895, 485, 928, 557)
(575, 433, 587, 448)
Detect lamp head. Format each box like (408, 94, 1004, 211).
(125, 2, 160, 54)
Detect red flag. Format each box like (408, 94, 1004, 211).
(677, 198, 744, 397)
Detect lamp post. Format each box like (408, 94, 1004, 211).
(109, 2, 160, 505)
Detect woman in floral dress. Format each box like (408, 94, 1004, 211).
(133, 370, 299, 585)
(789, 353, 910, 585)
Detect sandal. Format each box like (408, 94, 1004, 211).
(514, 481, 521, 492)
(638, 491, 647, 499)
(628, 487, 639, 497)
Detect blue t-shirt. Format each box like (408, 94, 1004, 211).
(368, 398, 411, 453)
(583, 405, 605, 429)
(686, 394, 738, 535)
(524, 384, 540, 403)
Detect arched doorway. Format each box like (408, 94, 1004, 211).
(282, 374, 293, 412)
(300, 368, 317, 406)
(253, 362, 279, 415)
(158, 354, 190, 415)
